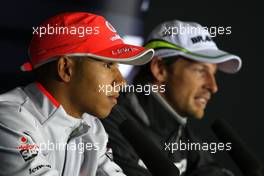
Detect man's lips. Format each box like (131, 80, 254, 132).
(194, 94, 210, 107)
(108, 94, 119, 104)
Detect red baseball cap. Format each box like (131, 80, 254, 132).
(21, 12, 154, 71)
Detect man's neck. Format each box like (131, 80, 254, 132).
(152, 90, 187, 126)
(38, 80, 83, 118)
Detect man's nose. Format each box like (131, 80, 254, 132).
(205, 74, 218, 94)
(114, 68, 127, 88)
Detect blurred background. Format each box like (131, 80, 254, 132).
(0, 0, 263, 175)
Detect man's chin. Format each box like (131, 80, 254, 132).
(89, 108, 111, 119)
(95, 111, 111, 119)
(193, 114, 204, 120)
(188, 109, 205, 120)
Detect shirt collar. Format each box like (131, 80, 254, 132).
(23, 82, 82, 127)
(151, 91, 187, 126)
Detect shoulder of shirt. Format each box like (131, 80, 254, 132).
(83, 113, 107, 136)
(0, 87, 27, 104)
(0, 87, 40, 132)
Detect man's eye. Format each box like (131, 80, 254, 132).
(198, 68, 205, 73)
(194, 67, 206, 74)
(104, 63, 113, 69)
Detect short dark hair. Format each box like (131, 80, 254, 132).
(34, 60, 59, 82)
(34, 56, 84, 82)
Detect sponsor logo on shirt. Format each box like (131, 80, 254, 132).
(174, 159, 187, 175)
(29, 164, 51, 174)
(19, 148, 38, 162)
(17, 136, 39, 162)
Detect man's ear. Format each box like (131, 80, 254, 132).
(150, 56, 168, 83)
(57, 56, 74, 82)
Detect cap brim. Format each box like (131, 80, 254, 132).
(155, 48, 242, 73)
(190, 49, 242, 73)
(66, 44, 154, 66)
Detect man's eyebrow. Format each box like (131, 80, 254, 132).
(104, 61, 116, 65)
(100, 60, 119, 67)
(199, 63, 217, 74)
(91, 58, 111, 64)
(87, 57, 119, 67)
(90, 58, 104, 62)
(112, 62, 119, 68)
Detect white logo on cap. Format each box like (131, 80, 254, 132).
(110, 34, 121, 41)
(106, 21, 117, 33)
(111, 47, 138, 55)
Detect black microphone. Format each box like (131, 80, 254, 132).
(212, 119, 263, 176)
(114, 106, 180, 176)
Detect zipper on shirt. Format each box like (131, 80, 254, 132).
(175, 125, 183, 143)
(61, 121, 89, 176)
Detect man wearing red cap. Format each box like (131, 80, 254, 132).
(0, 12, 154, 176)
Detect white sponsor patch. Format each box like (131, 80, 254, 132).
(174, 159, 187, 175)
(138, 159, 147, 169)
